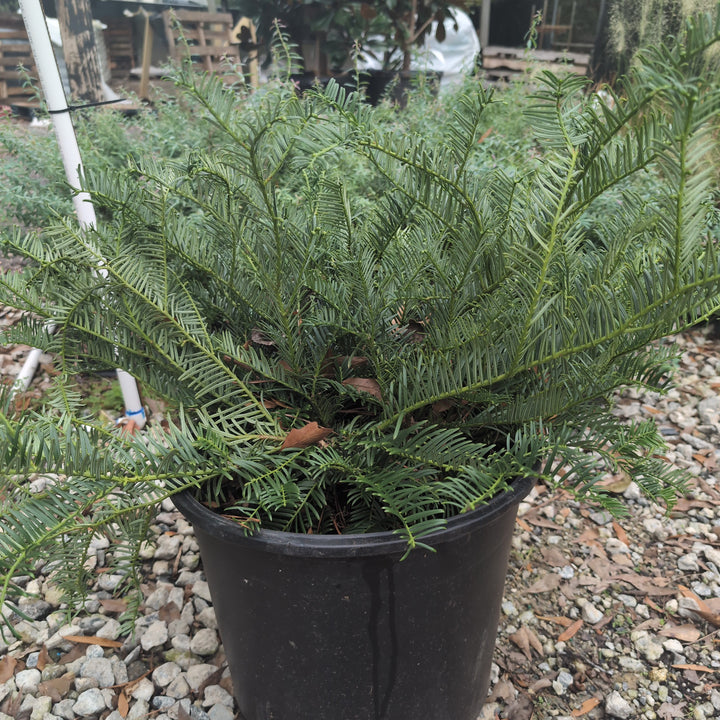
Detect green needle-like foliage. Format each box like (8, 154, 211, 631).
(1, 9, 720, 621)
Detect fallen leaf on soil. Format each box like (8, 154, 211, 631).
(529, 678, 552, 694)
(506, 692, 534, 720)
(597, 471, 632, 493)
(658, 624, 702, 642)
(571, 697, 601, 716)
(516, 517, 532, 532)
(541, 546, 568, 567)
(99, 598, 128, 614)
(487, 678, 516, 703)
(0, 656, 16, 683)
(510, 626, 543, 660)
(63, 635, 123, 648)
(37, 675, 73, 702)
(58, 645, 87, 665)
(657, 702, 686, 719)
(677, 585, 720, 627)
(36, 645, 50, 671)
(537, 614, 574, 627)
(527, 572, 561, 593)
(612, 520, 629, 546)
(615, 574, 674, 596)
(342, 377, 382, 400)
(158, 601, 181, 622)
(672, 663, 715, 673)
(280, 422, 332, 450)
(558, 618, 584, 642)
(118, 690, 129, 718)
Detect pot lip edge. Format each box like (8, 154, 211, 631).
(172, 473, 536, 557)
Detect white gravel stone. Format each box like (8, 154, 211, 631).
(73, 688, 107, 716)
(581, 602, 604, 625)
(166, 673, 191, 699)
(619, 656, 645, 672)
(81, 657, 115, 688)
(208, 705, 236, 720)
(202, 685, 235, 708)
(197, 606, 218, 629)
(190, 628, 220, 656)
(29, 695, 53, 720)
(140, 620, 169, 651)
(678, 553, 700, 572)
(186, 664, 219, 692)
(146, 583, 172, 610)
(97, 618, 122, 640)
(97, 574, 124, 592)
(632, 631, 664, 662)
(15, 668, 41, 693)
(155, 534, 182, 560)
(53, 699, 76, 720)
(606, 690, 634, 719)
(192, 580, 213, 602)
(127, 699, 151, 720)
(131, 677, 155, 701)
(153, 661, 183, 687)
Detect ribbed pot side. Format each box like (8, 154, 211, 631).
(174, 475, 534, 720)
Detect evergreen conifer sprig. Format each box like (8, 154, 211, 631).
(1, 9, 720, 617)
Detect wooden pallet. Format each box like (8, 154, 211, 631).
(0, 14, 38, 106)
(482, 45, 589, 82)
(163, 10, 240, 79)
(104, 18, 136, 80)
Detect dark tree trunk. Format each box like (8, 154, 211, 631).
(55, 0, 103, 102)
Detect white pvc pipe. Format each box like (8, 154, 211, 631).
(16, 0, 146, 428)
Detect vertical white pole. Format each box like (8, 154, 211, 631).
(16, 0, 146, 428)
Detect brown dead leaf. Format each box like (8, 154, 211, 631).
(36, 645, 50, 672)
(158, 602, 181, 623)
(541, 546, 569, 567)
(487, 678, 516, 703)
(657, 702, 687, 719)
(99, 598, 128, 614)
(178, 703, 192, 720)
(506, 692, 534, 720)
(280, 422, 332, 450)
(0, 656, 16, 683)
(342, 377, 382, 401)
(558, 618, 584, 643)
(572, 697, 601, 717)
(118, 690, 129, 718)
(537, 614, 574, 627)
(527, 573, 561, 594)
(58, 644, 87, 665)
(38, 675, 73, 702)
(614, 574, 674, 596)
(63, 635, 123, 648)
(597, 470, 632, 493)
(612, 520, 629, 547)
(516, 517, 532, 532)
(529, 677, 553, 694)
(658, 624, 702, 643)
(678, 585, 720, 627)
(509, 626, 543, 660)
(672, 663, 715, 673)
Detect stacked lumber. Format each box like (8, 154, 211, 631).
(482, 45, 589, 83)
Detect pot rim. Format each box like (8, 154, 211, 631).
(172, 474, 535, 558)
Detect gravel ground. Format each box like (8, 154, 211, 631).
(0, 312, 719, 720)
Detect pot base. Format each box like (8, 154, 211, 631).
(174, 476, 533, 720)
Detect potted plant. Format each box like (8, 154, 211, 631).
(1, 10, 720, 720)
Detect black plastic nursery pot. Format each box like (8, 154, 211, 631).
(173, 475, 534, 720)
